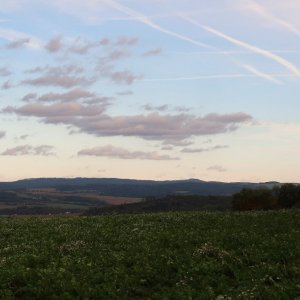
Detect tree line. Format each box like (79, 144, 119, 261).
(232, 184, 300, 211)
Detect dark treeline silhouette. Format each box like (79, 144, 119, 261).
(232, 184, 300, 211)
(84, 195, 232, 215)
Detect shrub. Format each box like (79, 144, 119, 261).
(232, 188, 277, 211)
(278, 184, 300, 208)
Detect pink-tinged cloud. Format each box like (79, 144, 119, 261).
(107, 50, 130, 61)
(0, 67, 11, 77)
(207, 165, 227, 172)
(116, 36, 138, 46)
(181, 145, 229, 153)
(2, 80, 12, 89)
(109, 71, 143, 85)
(22, 93, 38, 102)
(3, 102, 252, 142)
(68, 38, 99, 55)
(143, 48, 162, 57)
(1, 145, 55, 156)
(117, 90, 133, 96)
(38, 90, 93, 102)
(143, 104, 169, 112)
(6, 37, 30, 49)
(3, 101, 106, 118)
(22, 75, 93, 88)
(26, 64, 83, 75)
(45, 36, 63, 53)
(78, 145, 179, 160)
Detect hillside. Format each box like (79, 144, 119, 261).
(0, 178, 282, 197)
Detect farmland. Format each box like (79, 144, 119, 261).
(0, 189, 140, 215)
(1, 210, 300, 299)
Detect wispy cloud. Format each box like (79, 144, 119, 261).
(143, 74, 256, 82)
(78, 145, 179, 160)
(201, 24, 300, 77)
(241, 64, 282, 84)
(1, 145, 55, 156)
(2, 80, 12, 89)
(207, 165, 227, 172)
(0, 67, 11, 77)
(6, 37, 30, 49)
(245, 0, 300, 36)
(0, 27, 42, 49)
(103, 0, 214, 50)
(143, 48, 162, 57)
(181, 145, 229, 153)
(45, 35, 63, 53)
(143, 73, 295, 82)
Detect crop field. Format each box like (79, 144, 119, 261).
(0, 211, 300, 299)
(0, 189, 141, 215)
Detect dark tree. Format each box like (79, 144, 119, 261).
(278, 184, 300, 208)
(232, 188, 277, 211)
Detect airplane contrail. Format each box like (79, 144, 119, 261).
(241, 64, 282, 84)
(246, 0, 300, 37)
(181, 16, 300, 77)
(103, 0, 215, 50)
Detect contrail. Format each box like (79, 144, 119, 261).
(182, 16, 300, 76)
(170, 50, 300, 55)
(103, 0, 215, 50)
(143, 74, 258, 82)
(241, 64, 282, 84)
(142, 73, 293, 82)
(201, 24, 300, 76)
(247, 1, 300, 37)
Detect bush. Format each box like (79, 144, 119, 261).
(278, 184, 300, 208)
(232, 188, 277, 211)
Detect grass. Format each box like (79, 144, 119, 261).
(0, 210, 300, 299)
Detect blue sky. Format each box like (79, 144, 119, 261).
(0, 0, 300, 182)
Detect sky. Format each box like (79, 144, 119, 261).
(0, 0, 300, 182)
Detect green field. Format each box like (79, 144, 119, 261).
(0, 211, 300, 299)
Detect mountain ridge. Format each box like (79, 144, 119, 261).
(0, 177, 284, 198)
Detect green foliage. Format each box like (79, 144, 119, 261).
(278, 184, 300, 208)
(233, 184, 300, 211)
(232, 188, 277, 211)
(0, 211, 300, 299)
(84, 195, 232, 215)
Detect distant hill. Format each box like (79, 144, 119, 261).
(0, 178, 283, 198)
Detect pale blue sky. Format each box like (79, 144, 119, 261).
(0, 0, 299, 182)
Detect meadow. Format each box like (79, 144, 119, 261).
(0, 211, 300, 299)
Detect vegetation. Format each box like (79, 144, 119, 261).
(278, 184, 300, 208)
(84, 195, 232, 215)
(0, 210, 300, 299)
(232, 184, 300, 211)
(0, 190, 139, 215)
